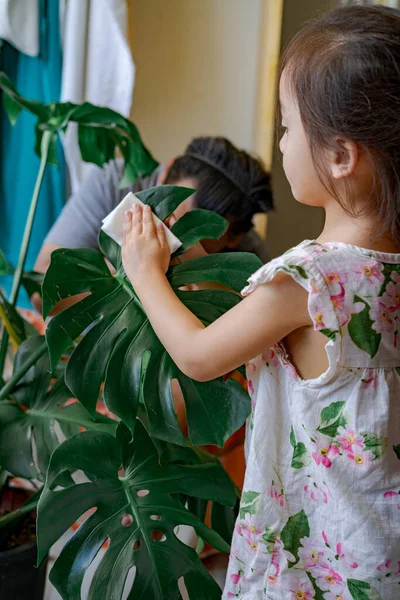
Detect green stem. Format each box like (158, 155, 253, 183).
(0, 341, 47, 401)
(0, 130, 53, 378)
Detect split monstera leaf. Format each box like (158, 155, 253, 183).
(42, 185, 260, 447)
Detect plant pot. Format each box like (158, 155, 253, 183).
(0, 540, 48, 600)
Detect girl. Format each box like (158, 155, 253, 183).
(122, 5, 400, 599)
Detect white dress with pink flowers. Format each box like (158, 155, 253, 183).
(223, 240, 400, 600)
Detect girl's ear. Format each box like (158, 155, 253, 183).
(330, 138, 359, 180)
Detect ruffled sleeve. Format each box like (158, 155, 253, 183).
(242, 241, 340, 339)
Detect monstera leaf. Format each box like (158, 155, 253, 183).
(0, 336, 116, 480)
(0, 71, 158, 183)
(0, 248, 8, 275)
(42, 186, 260, 446)
(0, 288, 28, 346)
(37, 421, 236, 600)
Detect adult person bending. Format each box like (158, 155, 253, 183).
(34, 136, 273, 278)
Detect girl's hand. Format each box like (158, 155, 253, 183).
(122, 204, 170, 286)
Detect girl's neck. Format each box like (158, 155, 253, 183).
(316, 203, 400, 254)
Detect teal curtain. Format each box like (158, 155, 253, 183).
(0, 0, 65, 308)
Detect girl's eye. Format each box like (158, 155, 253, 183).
(280, 125, 288, 135)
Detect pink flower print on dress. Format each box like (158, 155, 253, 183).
(262, 347, 279, 369)
(355, 260, 384, 291)
(383, 490, 400, 510)
(336, 542, 358, 572)
(382, 275, 400, 310)
(312, 439, 339, 468)
(247, 379, 254, 395)
(286, 573, 316, 599)
(309, 301, 327, 330)
(377, 559, 400, 578)
(313, 564, 344, 595)
(230, 570, 244, 585)
(346, 448, 370, 467)
(336, 426, 365, 453)
(298, 536, 326, 570)
(360, 369, 379, 388)
(239, 517, 262, 553)
(246, 361, 257, 373)
(330, 283, 364, 327)
(270, 537, 295, 577)
(280, 353, 298, 380)
(304, 479, 332, 504)
(325, 271, 344, 286)
(370, 299, 395, 333)
(269, 481, 285, 507)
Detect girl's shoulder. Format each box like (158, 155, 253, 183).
(243, 239, 400, 368)
(243, 239, 400, 296)
(242, 239, 333, 296)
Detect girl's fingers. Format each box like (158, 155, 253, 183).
(142, 204, 156, 236)
(156, 222, 167, 249)
(131, 203, 143, 235)
(123, 210, 132, 244)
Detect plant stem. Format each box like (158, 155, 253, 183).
(0, 341, 47, 401)
(0, 130, 53, 378)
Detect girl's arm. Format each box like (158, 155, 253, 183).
(122, 205, 311, 382)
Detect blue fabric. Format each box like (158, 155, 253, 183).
(0, 0, 65, 308)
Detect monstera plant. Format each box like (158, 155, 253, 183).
(0, 72, 259, 598)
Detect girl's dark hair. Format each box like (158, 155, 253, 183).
(280, 5, 400, 246)
(165, 137, 273, 235)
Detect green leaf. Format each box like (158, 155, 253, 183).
(210, 499, 239, 546)
(136, 185, 196, 221)
(362, 433, 388, 460)
(37, 421, 235, 599)
(306, 572, 326, 600)
(170, 209, 228, 257)
(348, 579, 383, 600)
(43, 206, 256, 446)
(288, 264, 308, 279)
(0, 288, 27, 345)
(348, 296, 381, 358)
(0, 336, 115, 480)
(0, 248, 8, 275)
(396, 367, 400, 377)
(77, 124, 116, 168)
(260, 527, 277, 554)
(3, 93, 23, 125)
(0, 71, 158, 184)
(291, 442, 311, 469)
(290, 426, 311, 469)
(317, 401, 347, 438)
(290, 426, 296, 448)
(169, 252, 262, 293)
(280, 509, 310, 567)
(393, 445, 400, 459)
(239, 491, 261, 518)
(320, 328, 339, 341)
(21, 270, 43, 299)
(0, 72, 50, 121)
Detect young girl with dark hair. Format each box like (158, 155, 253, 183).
(122, 5, 400, 598)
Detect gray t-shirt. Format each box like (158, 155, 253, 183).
(45, 159, 269, 262)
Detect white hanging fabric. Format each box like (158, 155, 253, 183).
(0, 0, 39, 56)
(60, 0, 135, 192)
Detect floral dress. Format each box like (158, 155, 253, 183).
(223, 240, 400, 600)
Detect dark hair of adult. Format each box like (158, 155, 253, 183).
(279, 4, 400, 246)
(165, 137, 273, 235)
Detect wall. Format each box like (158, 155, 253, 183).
(129, 0, 262, 163)
(267, 0, 334, 257)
